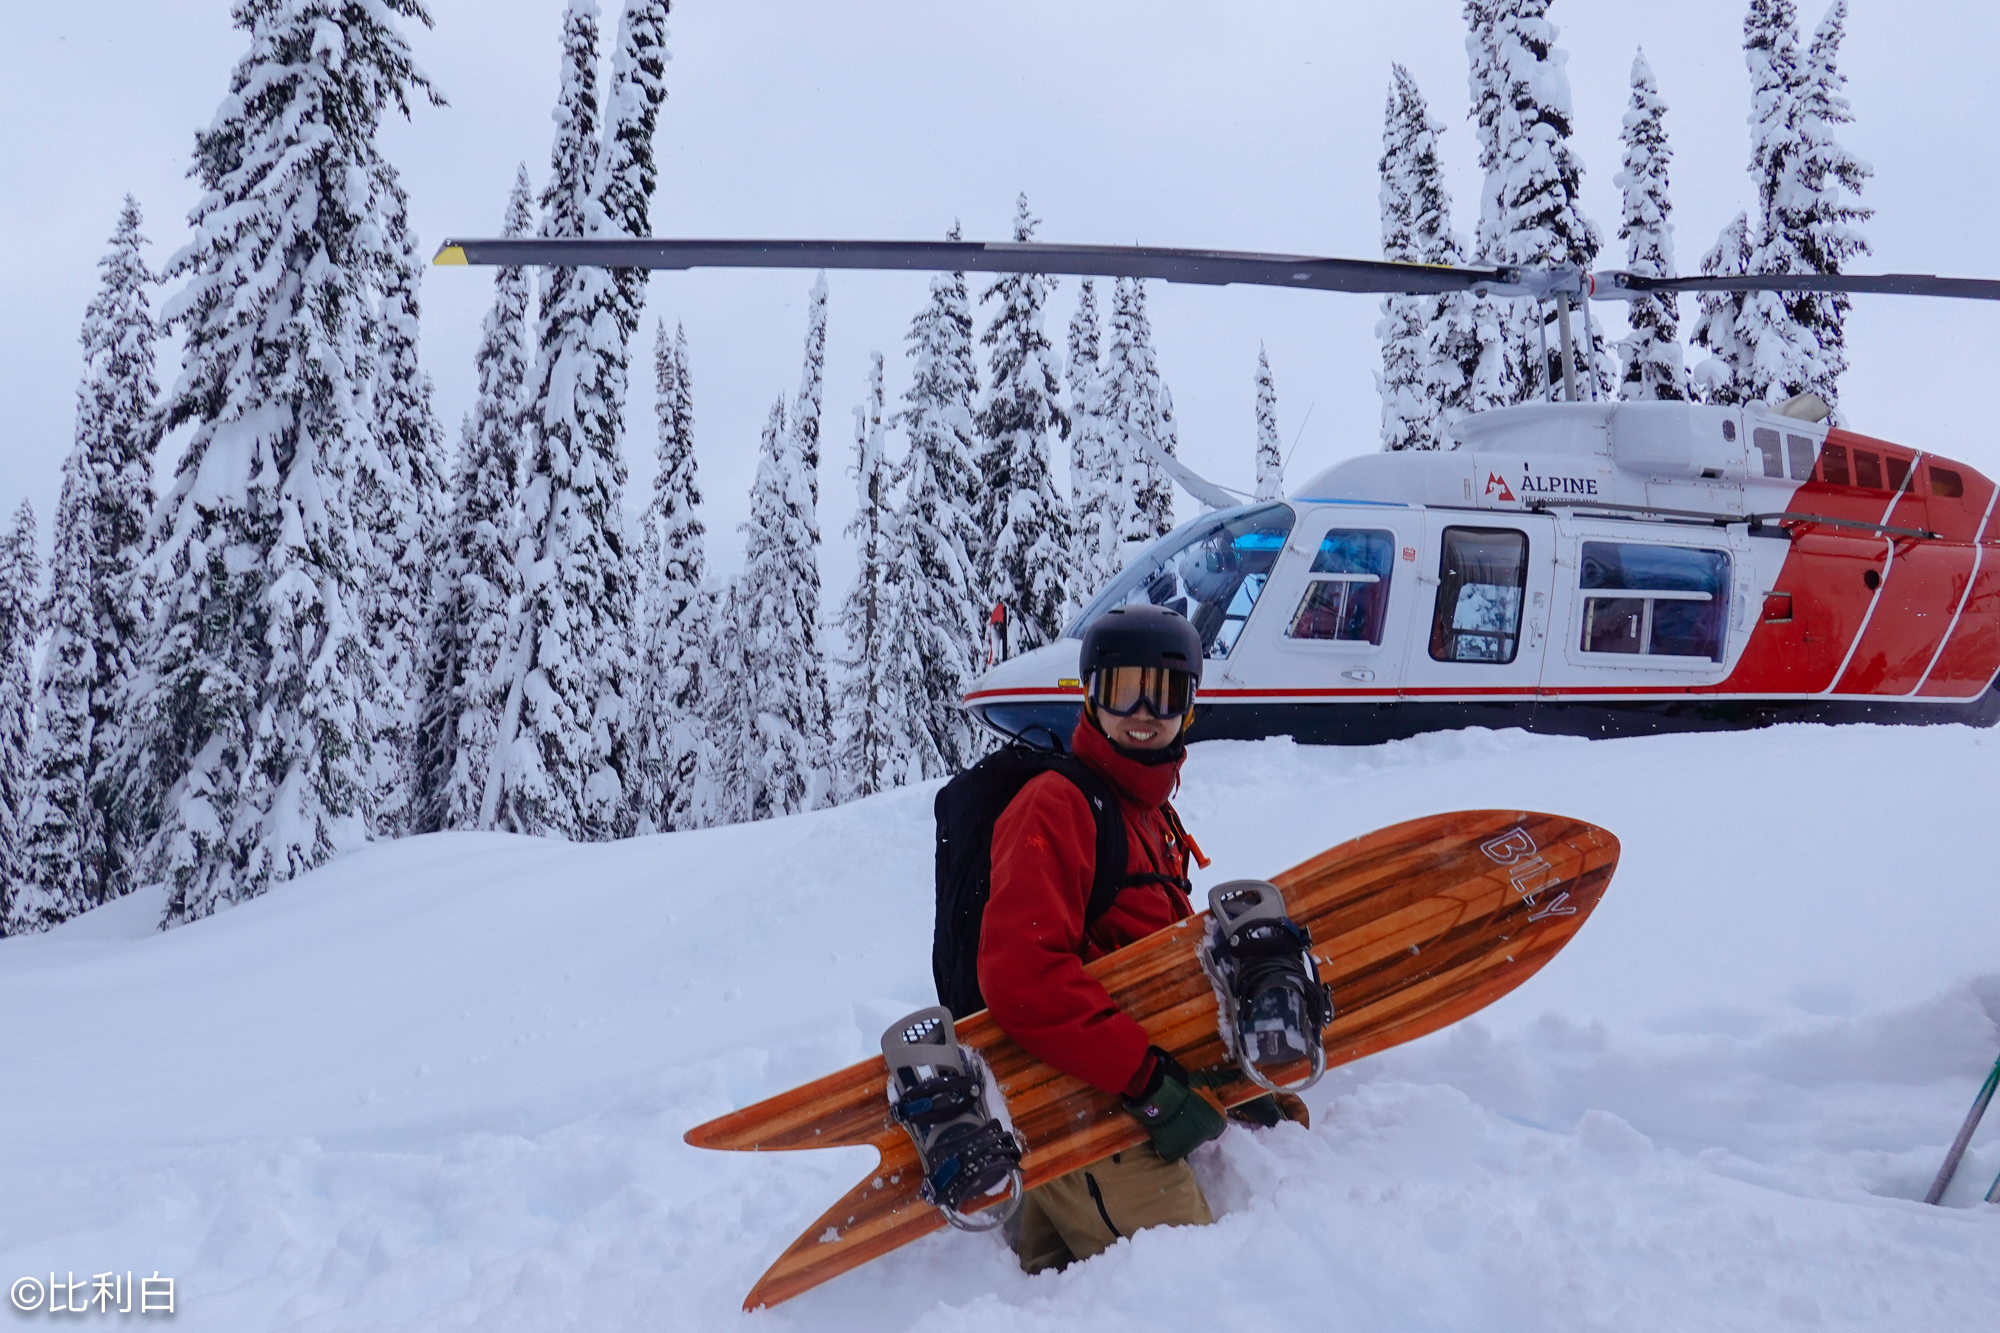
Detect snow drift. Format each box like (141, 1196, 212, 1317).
(2, 724, 1997, 1330)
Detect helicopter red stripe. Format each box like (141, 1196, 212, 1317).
(1917, 467, 2000, 697)
(1831, 454, 1945, 694)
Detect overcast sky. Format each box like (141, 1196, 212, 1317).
(5, 0, 1999, 590)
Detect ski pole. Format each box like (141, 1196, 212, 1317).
(1924, 1051, 2000, 1205)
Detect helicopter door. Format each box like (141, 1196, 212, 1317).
(1249, 514, 1422, 695)
(1398, 514, 1553, 714)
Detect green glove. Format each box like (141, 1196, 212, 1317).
(1121, 1047, 1226, 1162)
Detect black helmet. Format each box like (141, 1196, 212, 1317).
(1079, 604, 1204, 683)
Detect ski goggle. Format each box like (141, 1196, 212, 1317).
(1087, 666, 1197, 719)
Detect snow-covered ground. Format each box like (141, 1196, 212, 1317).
(3, 724, 1997, 1330)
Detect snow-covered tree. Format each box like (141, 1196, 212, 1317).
(834, 353, 925, 800)
(702, 578, 751, 825)
(425, 167, 534, 833)
(978, 195, 1071, 657)
(1100, 278, 1179, 553)
(1465, 0, 1507, 264)
(1483, 0, 1609, 402)
(1695, 0, 1870, 410)
(1691, 212, 1755, 404)
(1732, 0, 1818, 406)
(356, 177, 449, 837)
(1378, 66, 1461, 450)
(14, 200, 162, 923)
(785, 274, 832, 758)
(123, 0, 436, 925)
(16, 462, 100, 932)
(1462, 0, 1529, 410)
(0, 503, 41, 932)
(1377, 62, 1493, 444)
(1065, 280, 1118, 611)
(490, 0, 668, 841)
(634, 319, 715, 832)
(1614, 49, 1687, 401)
(1253, 345, 1285, 499)
(894, 230, 986, 774)
(736, 385, 828, 820)
(1746, 0, 1870, 407)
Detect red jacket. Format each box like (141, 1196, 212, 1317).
(977, 718, 1194, 1095)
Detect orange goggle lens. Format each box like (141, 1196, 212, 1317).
(1088, 666, 1195, 718)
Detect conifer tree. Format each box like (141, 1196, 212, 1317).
(1732, 0, 1816, 405)
(1464, 0, 1506, 264)
(356, 177, 449, 836)
(786, 274, 833, 761)
(1614, 49, 1687, 401)
(1691, 212, 1755, 404)
(1378, 65, 1471, 450)
(895, 229, 986, 774)
(17, 464, 98, 931)
(491, 0, 668, 840)
(1254, 345, 1285, 499)
(1461, 0, 1525, 410)
(1484, 0, 1608, 401)
(1101, 278, 1179, 552)
(737, 387, 827, 819)
(428, 167, 534, 832)
(834, 353, 924, 799)
(16, 199, 161, 921)
(977, 195, 1071, 657)
(1773, 0, 1871, 405)
(1696, 0, 1869, 409)
(0, 503, 41, 932)
(124, 0, 435, 924)
(1066, 280, 1118, 611)
(702, 578, 751, 825)
(635, 320, 715, 831)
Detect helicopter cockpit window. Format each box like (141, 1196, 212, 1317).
(1287, 529, 1395, 645)
(1577, 542, 1731, 663)
(1429, 527, 1528, 664)
(1067, 503, 1296, 658)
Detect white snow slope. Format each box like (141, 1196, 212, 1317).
(4, 725, 1998, 1331)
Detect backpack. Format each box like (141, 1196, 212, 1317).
(931, 741, 1137, 1018)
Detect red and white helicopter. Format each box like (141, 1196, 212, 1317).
(436, 236, 2000, 744)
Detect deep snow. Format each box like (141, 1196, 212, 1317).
(2, 724, 1997, 1330)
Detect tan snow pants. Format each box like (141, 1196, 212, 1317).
(1013, 1142, 1214, 1273)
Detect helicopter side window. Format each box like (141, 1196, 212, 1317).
(1754, 427, 1784, 479)
(1429, 527, 1528, 664)
(1287, 529, 1395, 645)
(1068, 503, 1296, 659)
(1577, 542, 1731, 663)
(1930, 467, 1965, 498)
(1853, 449, 1885, 491)
(1786, 434, 1816, 481)
(1818, 444, 1851, 487)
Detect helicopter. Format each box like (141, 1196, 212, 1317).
(433, 236, 2000, 745)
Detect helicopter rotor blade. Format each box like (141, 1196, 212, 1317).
(1130, 437, 1248, 511)
(434, 239, 2000, 307)
(1594, 270, 2000, 303)
(434, 237, 1502, 296)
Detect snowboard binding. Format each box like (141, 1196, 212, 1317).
(881, 1007, 1024, 1231)
(1199, 880, 1334, 1094)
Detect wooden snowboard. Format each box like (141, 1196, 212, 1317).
(685, 809, 1619, 1309)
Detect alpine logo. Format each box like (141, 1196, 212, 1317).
(1518, 470, 1601, 496)
(1484, 472, 1516, 502)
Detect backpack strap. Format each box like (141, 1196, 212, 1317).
(1041, 755, 1129, 931)
(1159, 802, 1211, 871)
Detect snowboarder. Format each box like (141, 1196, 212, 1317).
(977, 603, 1223, 1272)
